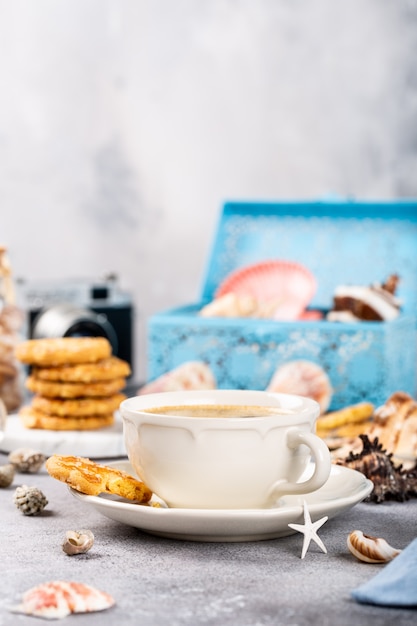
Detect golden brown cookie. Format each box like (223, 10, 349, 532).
(32, 356, 131, 383)
(45, 454, 152, 502)
(19, 406, 115, 430)
(25, 376, 126, 398)
(15, 337, 112, 366)
(31, 393, 125, 417)
(317, 402, 374, 432)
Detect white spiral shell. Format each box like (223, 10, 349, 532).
(347, 530, 401, 563)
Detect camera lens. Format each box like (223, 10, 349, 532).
(31, 303, 119, 355)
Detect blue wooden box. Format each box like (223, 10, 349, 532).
(147, 200, 417, 410)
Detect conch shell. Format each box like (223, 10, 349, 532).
(347, 530, 401, 563)
(336, 434, 417, 503)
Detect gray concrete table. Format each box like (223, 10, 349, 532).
(1, 451, 416, 626)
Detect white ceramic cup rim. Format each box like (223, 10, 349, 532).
(120, 389, 320, 426)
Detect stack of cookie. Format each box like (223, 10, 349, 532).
(15, 337, 131, 431)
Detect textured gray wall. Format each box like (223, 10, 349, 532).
(1, 0, 417, 380)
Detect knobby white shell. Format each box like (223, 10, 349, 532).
(347, 530, 402, 563)
(62, 529, 94, 555)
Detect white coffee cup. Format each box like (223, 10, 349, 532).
(120, 390, 331, 510)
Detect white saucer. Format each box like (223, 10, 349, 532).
(0, 413, 126, 458)
(70, 461, 373, 542)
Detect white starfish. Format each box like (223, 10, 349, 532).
(288, 500, 328, 559)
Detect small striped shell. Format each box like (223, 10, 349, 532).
(347, 530, 401, 564)
(10, 581, 115, 619)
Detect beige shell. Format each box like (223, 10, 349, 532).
(8, 448, 46, 473)
(62, 530, 94, 556)
(0, 463, 15, 488)
(200, 293, 259, 318)
(347, 530, 401, 563)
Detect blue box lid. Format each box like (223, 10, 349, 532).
(201, 199, 417, 314)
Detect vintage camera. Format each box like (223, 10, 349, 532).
(20, 276, 134, 375)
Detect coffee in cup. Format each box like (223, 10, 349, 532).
(142, 404, 294, 418)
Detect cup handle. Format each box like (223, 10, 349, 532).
(267, 427, 331, 501)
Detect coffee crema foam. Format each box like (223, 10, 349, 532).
(142, 404, 295, 418)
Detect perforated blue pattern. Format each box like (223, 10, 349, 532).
(148, 200, 417, 410)
(148, 306, 416, 410)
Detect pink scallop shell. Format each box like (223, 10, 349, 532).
(11, 581, 115, 619)
(298, 310, 324, 321)
(216, 260, 316, 321)
(266, 360, 332, 413)
(139, 361, 216, 395)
